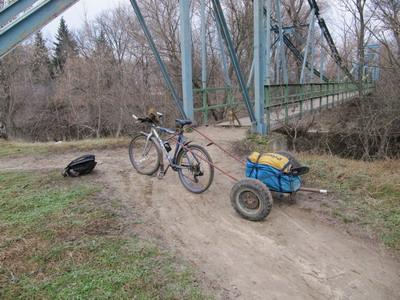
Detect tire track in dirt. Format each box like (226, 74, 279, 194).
(149, 127, 400, 300)
(1, 128, 399, 300)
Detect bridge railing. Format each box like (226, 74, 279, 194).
(193, 86, 236, 124)
(194, 82, 374, 125)
(267, 82, 356, 124)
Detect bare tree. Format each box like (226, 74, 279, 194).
(371, 0, 400, 60)
(331, 0, 400, 159)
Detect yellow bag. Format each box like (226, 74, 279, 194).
(248, 152, 291, 173)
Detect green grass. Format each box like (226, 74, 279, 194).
(0, 171, 207, 299)
(0, 138, 129, 159)
(238, 135, 400, 251)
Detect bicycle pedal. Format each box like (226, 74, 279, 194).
(157, 171, 165, 180)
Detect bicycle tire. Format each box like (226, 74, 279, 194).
(129, 134, 161, 175)
(177, 144, 214, 194)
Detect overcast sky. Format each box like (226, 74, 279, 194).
(42, 0, 342, 41)
(42, 0, 126, 40)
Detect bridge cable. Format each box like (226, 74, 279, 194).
(307, 0, 355, 82)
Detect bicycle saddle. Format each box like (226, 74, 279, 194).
(175, 119, 192, 126)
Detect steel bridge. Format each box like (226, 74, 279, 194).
(0, 0, 378, 135)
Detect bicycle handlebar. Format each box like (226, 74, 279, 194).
(132, 113, 176, 135)
(132, 112, 163, 123)
(132, 114, 155, 124)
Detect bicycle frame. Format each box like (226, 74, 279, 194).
(140, 124, 190, 173)
(130, 113, 214, 193)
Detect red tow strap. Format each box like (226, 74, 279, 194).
(171, 135, 240, 183)
(191, 127, 246, 166)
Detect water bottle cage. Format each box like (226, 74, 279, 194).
(164, 142, 172, 152)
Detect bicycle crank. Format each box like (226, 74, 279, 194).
(158, 164, 170, 180)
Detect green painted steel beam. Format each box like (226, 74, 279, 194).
(0, 0, 79, 58)
(129, 0, 186, 118)
(254, 0, 267, 134)
(180, 0, 194, 120)
(211, 0, 256, 125)
(0, 0, 38, 28)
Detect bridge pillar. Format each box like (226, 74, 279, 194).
(180, 0, 194, 121)
(253, 0, 267, 135)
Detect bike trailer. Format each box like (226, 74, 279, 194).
(245, 152, 308, 193)
(63, 154, 97, 177)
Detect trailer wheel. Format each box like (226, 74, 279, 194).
(230, 179, 273, 221)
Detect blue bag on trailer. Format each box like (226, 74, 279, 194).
(245, 152, 302, 193)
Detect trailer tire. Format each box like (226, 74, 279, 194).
(230, 178, 273, 221)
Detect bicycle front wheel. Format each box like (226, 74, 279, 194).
(177, 144, 214, 194)
(129, 134, 161, 175)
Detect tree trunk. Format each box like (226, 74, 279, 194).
(97, 102, 102, 139)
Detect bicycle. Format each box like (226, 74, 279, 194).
(129, 112, 214, 194)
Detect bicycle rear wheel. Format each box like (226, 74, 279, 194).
(177, 144, 214, 194)
(129, 134, 161, 175)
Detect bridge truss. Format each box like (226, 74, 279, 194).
(0, 0, 377, 135)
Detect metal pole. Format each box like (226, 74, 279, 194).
(300, 9, 315, 84)
(337, 64, 340, 82)
(275, 0, 288, 84)
(247, 58, 255, 89)
(320, 52, 325, 82)
(264, 0, 271, 85)
(129, 0, 186, 118)
(320, 29, 325, 83)
(211, 0, 256, 125)
(254, 0, 267, 134)
(200, 0, 207, 122)
(310, 16, 316, 83)
(215, 13, 232, 87)
(275, 39, 280, 84)
(0, 0, 38, 28)
(180, 0, 194, 120)
(0, 0, 80, 58)
(201, 0, 207, 92)
(376, 48, 381, 81)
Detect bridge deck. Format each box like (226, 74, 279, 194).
(218, 90, 359, 129)
(195, 82, 372, 129)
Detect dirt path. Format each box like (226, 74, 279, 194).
(1, 127, 399, 300)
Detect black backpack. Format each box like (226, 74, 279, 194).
(63, 154, 97, 177)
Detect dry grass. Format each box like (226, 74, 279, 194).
(0, 138, 129, 159)
(299, 154, 400, 251)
